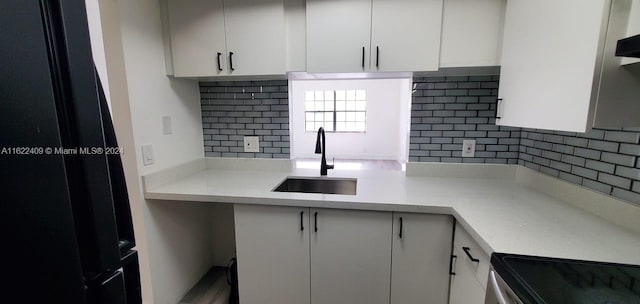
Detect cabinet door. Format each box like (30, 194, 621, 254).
(224, 0, 287, 76)
(497, 0, 610, 132)
(167, 0, 227, 77)
(306, 0, 372, 73)
(390, 213, 453, 304)
(370, 0, 443, 72)
(449, 246, 486, 304)
(310, 208, 392, 304)
(440, 0, 505, 68)
(234, 204, 310, 304)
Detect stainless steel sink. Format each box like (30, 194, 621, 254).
(273, 177, 357, 195)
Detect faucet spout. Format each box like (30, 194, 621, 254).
(314, 127, 334, 176)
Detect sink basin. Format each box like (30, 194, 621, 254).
(273, 177, 357, 195)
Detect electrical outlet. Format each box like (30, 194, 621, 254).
(244, 136, 259, 153)
(462, 140, 475, 158)
(141, 144, 155, 166)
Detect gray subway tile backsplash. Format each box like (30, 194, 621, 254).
(198, 76, 640, 205)
(409, 76, 519, 165)
(519, 127, 640, 205)
(411, 75, 640, 205)
(200, 80, 290, 159)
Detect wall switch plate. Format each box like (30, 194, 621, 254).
(141, 144, 155, 166)
(244, 136, 259, 152)
(162, 115, 172, 135)
(462, 140, 476, 158)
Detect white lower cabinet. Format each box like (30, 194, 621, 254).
(449, 246, 486, 304)
(234, 204, 310, 304)
(449, 223, 492, 304)
(310, 208, 393, 304)
(390, 213, 453, 304)
(234, 205, 455, 304)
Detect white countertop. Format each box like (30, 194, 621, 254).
(143, 159, 640, 266)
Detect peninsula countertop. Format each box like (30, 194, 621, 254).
(143, 159, 640, 266)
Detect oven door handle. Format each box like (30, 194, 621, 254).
(489, 270, 508, 304)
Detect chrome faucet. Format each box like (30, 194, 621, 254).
(315, 127, 334, 176)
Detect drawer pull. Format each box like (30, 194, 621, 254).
(300, 211, 304, 231)
(462, 247, 480, 263)
(399, 217, 403, 238)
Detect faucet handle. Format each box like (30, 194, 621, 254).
(327, 157, 335, 170)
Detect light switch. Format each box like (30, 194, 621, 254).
(462, 140, 476, 158)
(244, 136, 259, 153)
(142, 144, 155, 166)
(162, 115, 172, 135)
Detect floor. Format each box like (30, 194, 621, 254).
(179, 267, 230, 304)
(295, 159, 404, 171)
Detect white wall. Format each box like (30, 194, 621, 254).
(113, 0, 209, 303)
(398, 80, 412, 163)
(290, 78, 411, 160)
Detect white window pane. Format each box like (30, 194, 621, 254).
(346, 90, 356, 100)
(346, 112, 356, 121)
(305, 101, 314, 111)
(324, 101, 334, 111)
(336, 122, 346, 131)
(315, 90, 324, 100)
(315, 112, 324, 121)
(356, 90, 366, 100)
(355, 112, 365, 122)
(324, 91, 333, 101)
(324, 124, 334, 132)
(336, 100, 346, 111)
(356, 122, 365, 132)
(355, 100, 366, 111)
(315, 101, 324, 111)
(305, 91, 315, 101)
(306, 122, 315, 131)
(336, 112, 346, 121)
(345, 122, 356, 131)
(306, 112, 314, 121)
(336, 90, 346, 100)
(346, 100, 356, 111)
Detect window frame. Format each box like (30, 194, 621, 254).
(304, 90, 367, 133)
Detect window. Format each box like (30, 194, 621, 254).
(304, 89, 366, 132)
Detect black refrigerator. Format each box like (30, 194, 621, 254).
(1, 0, 142, 303)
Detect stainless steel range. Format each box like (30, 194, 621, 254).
(486, 253, 640, 304)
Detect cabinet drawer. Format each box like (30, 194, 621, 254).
(453, 223, 490, 289)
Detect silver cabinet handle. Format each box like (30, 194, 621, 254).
(489, 270, 508, 304)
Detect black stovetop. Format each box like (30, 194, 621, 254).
(492, 253, 640, 304)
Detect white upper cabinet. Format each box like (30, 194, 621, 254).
(497, 0, 610, 132)
(224, 0, 287, 76)
(307, 0, 442, 73)
(166, 0, 286, 77)
(498, 0, 640, 131)
(371, 0, 443, 72)
(167, 0, 227, 77)
(306, 0, 373, 73)
(440, 0, 505, 68)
